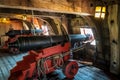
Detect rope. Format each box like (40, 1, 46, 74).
(36, 51, 70, 79)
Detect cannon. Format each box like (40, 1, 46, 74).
(8, 35, 68, 53)
(7, 17, 79, 80)
(69, 34, 88, 48)
(2, 29, 42, 51)
(5, 29, 42, 38)
(8, 35, 78, 80)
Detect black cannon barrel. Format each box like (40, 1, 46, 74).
(5, 30, 42, 37)
(6, 30, 31, 37)
(69, 34, 88, 48)
(8, 35, 68, 52)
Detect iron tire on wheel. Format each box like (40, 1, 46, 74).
(63, 61, 78, 79)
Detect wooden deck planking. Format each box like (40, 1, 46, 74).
(1, 67, 9, 80)
(0, 57, 12, 80)
(1, 57, 12, 69)
(5, 56, 17, 68)
(0, 52, 28, 80)
(78, 66, 108, 80)
(76, 70, 94, 80)
(80, 67, 102, 79)
(85, 66, 110, 80)
(0, 52, 111, 80)
(0, 68, 5, 80)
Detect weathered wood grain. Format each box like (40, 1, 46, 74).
(0, 0, 94, 15)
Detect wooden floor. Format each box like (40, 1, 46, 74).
(0, 51, 28, 80)
(0, 51, 111, 80)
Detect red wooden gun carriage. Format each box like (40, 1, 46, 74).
(5, 18, 79, 80)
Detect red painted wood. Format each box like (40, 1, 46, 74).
(9, 42, 75, 80)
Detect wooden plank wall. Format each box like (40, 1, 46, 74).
(108, 4, 120, 75)
(0, 0, 94, 15)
